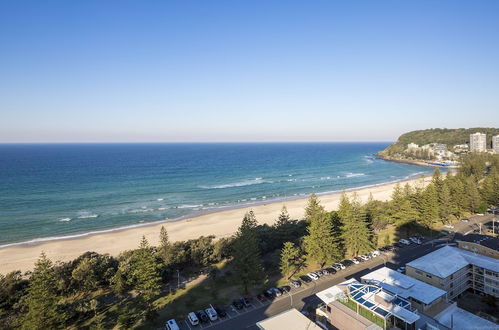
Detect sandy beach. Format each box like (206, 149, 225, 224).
(0, 176, 431, 275)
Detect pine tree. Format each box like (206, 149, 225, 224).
(304, 209, 342, 267)
(275, 206, 291, 227)
(273, 206, 295, 246)
(21, 253, 64, 330)
(279, 242, 301, 279)
(447, 176, 466, 218)
(419, 184, 439, 228)
(465, 176, 482, 213)
(231, 211, 264, 293)
(131, 236, 161, 306)
(339, 194, 374, 257)
(305, 194, 325, 222)
(159, 226, 171, 264)
(432, 168, 444, 194)
(438, 181, 453, 223)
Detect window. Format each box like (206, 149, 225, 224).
(327, 306, 331, 313)
(426, 274, 432, 279)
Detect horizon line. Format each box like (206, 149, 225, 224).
(0, 141, 394, 144)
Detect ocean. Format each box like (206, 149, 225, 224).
(0, 143, 434, 246)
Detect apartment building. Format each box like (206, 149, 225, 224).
(469, 132, 487, 152)
(406, 245, 499, 299)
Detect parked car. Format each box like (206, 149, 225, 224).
(307, 272, 320, 280)
(197, 310, 209, 323)
(214, 306, 227, 318)
(166, 319, 180, 330)
(399, 239, 410, 245)
(291, 280, 301, 288)
(272, 287, 282, 297)
(359, 255, 369, 261)
(444, 224, 455, 229)
(300, 275, 312, 283)
(325, 267, 336, 275)
(257, 294, 267, 302)
(351, 258, 360, 265)
(280, 286, 291, 293)
(205, 307, 218, 321)
(371, 250, 380, 257)
(187, 312, 199, 326)
(241, 297, 252, 308)
(232, 299, 244, 309)
(397, 266, 406, 274)
(263, 289, 274, 299)
(476, 213, 484, 216)
(462, 218, 470, 222)
(354, 257, 363, 263)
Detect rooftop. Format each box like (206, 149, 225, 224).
(360, 267, 447, 305)
(458, 233, 499, 252)
(434, 303, 498, 330)
(256, 308, 321, 330)
(406, 245, 499, 278)
(315, 278, 356, 305)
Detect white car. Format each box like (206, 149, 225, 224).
(307, 272, 320, 280)
(371, 250, 380, 257)
(444, 224, 454, 229)
(332, 263, 345, 270)
(205, 307, 218, 321)
(399, 239, 410, 245)
(166, 319, 180, 330)
(476, 213, 484, 216)
(351, 258, 360, 265)
(360, 255, 369, 261)
(187, 312, 199, 326)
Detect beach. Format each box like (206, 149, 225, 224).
(0, 176, 431, 275)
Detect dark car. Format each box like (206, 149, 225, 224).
(241, 297, 252, 308)
(280, 285, 291, 293)
(257, 294, 267, 302)
(264, 289, 274, 299)
(196, 310, 209, 323)
(325, 267, 336, 275)
(291, 280, 301, 288)
(214, 306, 227, 318)
(354, 256, 363, 263)
(232, 299, 244, 310)
(300, 275, 312, 283)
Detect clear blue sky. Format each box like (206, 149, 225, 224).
(1, 1, 498, 142)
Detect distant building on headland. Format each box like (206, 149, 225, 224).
(407, 143, 419, 151)
(493, 135, 499, 154)
(470, 132, 487, 152)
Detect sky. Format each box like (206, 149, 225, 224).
(1, 1, 498, 143)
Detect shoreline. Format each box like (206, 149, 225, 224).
(0, 175, 432, 274)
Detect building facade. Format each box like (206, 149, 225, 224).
(469, 132, 487, 152)
(493, 135, 499, 154)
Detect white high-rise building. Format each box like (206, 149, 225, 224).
(470, 132, 487, 152)
(493, 135, 499, 154)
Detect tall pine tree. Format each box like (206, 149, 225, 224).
(21, 253, 64, 330)
(339, 194, 373, 257)
(131, 236, 161, 306)
(305, 194, 325, 222)
(231, 211, 264, 293)
(279, 242, 301, 279)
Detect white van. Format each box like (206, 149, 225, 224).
(205, 307, 218, 321)
(187, 312, 199, 326)
(166, 319, 180, 330)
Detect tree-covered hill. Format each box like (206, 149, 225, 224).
(379, 128, 499, 156)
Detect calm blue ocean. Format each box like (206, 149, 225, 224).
(0, 143, 433, 246)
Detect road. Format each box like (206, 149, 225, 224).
(202, 241, 441, 330)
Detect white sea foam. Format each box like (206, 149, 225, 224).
(77, 214, 98, 219)
(177, 204, 203, 209)
(345, 173, 366, 178)
(320, 176, 331, 180)
(59, 217, 71, 222)
(200, 177, 269, 189)
(157, 207, 167, 211)
(157, 198, 164, 201)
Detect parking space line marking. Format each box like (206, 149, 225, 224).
(184, 320, 192, 330)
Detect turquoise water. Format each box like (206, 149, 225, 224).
(0, 143, 433, 246)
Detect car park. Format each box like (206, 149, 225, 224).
(232, 299, 244, 309)
(197, 310, 209, 323)
(462, 218, 470, 222)
(399, 239, 411, 245)
(205, 307, 218, 321)
(444, 224, 454, 229)
(257, 293, 267, 302)
(214, 306, 227, 318)
(291, 280, 301, 288)
(360, 255, 369, 261)
(166, 319, 180, 330)
(307, 272, 319, 280)
(371, 250, 380, 257)
(409, 237, 422, 244)
(350, 258, 360, 264)
(354, 256, 364, 263)
(187, 312, 199, 326)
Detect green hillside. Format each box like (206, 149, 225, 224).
(380, 128, 499, 156)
